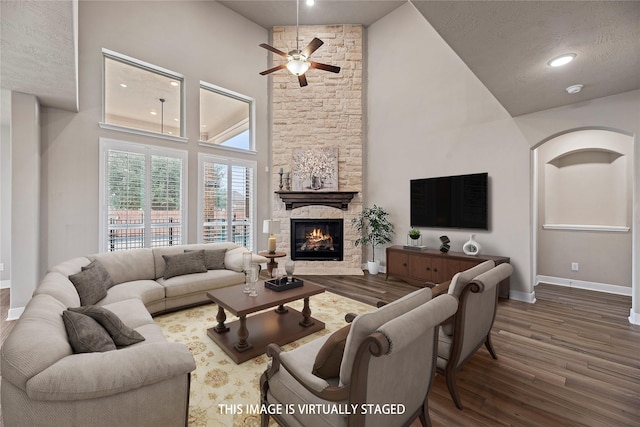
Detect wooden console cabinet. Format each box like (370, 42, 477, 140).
(386, 245, 511, 298)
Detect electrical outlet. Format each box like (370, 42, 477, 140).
(0, 263, 4, 272)
(571, 262, 579, 271)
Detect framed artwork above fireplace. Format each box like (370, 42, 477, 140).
(292, 146, 338, 192)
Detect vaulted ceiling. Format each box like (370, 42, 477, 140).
(2, 1, 639, 117)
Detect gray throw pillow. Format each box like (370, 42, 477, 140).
(162, 250, 207, 279)
(62, 310, 116, 353)
(69, 305, 145, 347)
(186, 249, 226, 270)
(68, 266, 109, 306)
(81, 260, 116, 289)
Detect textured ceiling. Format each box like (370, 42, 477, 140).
(412, 0, 640, 116)
(1, 1, 638, 117)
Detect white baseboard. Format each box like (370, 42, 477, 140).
(0, 280, 10, 289)
(536, 275, 632, 296)
(629, 309, 640, 325)
(509, 289, 536, 303)
(7, 306, 24, 321)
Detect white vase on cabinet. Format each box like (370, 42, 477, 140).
(462, 234, 481, 256)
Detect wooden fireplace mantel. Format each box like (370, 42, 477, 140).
(276, 191, 358, 210)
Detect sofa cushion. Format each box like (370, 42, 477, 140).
(68, 267, 108, 306)
(0, 295, 72, 391)
(162, 250, 207, 279)
(157, 269, 245, 298)
(89, 248, 156, 285)
(69, 306, 145, 347)
(82, 260, 116, 289)
(312, 324, 351, 379)
(62, 310, 116, 353)
(100, 298, 156, 329)
(97, 280, 165, 308)
(32, 272, 81, 308)
(25, 342, 195, 402)
(48, 256, 91, 277)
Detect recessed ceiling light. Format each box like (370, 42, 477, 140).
(306, 0, 315, 5)
(566, 84, 583, 94)
(150, 111, 157, 115)
(548, 53, 576, 67)
(201, 125, 207, 128)
(170, 81, 179, 87)
(174, 118, 179, 122)
(120, 83, 127, 88)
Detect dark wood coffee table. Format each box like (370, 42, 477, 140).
(206, 280, 326, 364)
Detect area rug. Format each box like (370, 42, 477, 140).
(155, 291, 374, 427)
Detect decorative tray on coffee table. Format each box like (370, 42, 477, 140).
(265, 277, 304, 292)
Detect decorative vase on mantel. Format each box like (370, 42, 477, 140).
(310, 176, 322, 190)
(462, 234, 481, 256)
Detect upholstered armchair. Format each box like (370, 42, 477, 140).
(437, 262, 514, 409)
(260, 287, 458, 427)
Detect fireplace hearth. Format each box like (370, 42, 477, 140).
(291, 219, 343, 261)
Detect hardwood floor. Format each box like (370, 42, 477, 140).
(306, 274, 640, 427)
(1, 276, 639, 426)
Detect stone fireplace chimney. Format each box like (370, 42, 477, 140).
(269, 24, 364, 275)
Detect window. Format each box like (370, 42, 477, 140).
(198, 154, 256, 250)
(100, 139, 187, 252)
(102, 49, 185, 141)
(199, 82, 255, 152)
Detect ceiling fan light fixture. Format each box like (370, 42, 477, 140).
(548, 53, 576, 67)
(286, 53, 311, 76)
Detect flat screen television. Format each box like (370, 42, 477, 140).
(410, 172, 488, 230)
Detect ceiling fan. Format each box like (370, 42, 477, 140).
(258, 0, 341, 87)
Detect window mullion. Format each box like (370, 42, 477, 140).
(144, 151, 152, 248)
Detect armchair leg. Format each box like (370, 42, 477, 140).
(485, 334, 498, 360)
(445, 370, 464, 410)
(259, 371, 270, 427)
(261, 413, 270, 427)
(420, 403, 432, 427)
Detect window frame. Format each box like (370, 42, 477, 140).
(198, 81, 256, 154)
(197, 152, 257, 250)
(100, 48, 188, 144)
(99, 138, 189, 252)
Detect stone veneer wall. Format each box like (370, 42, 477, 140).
(270, 24, 364, 275)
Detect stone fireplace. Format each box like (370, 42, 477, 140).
(269, 24, 364, 275)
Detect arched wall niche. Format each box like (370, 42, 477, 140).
(534, 128, 634, 292)
(544, 146, 628, 228)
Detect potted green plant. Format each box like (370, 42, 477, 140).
(351, 204, 394, 275)
(409, 229, 421, 240)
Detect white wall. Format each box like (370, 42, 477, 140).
(367, 3, 532, 299)
(39, 1, 270, 272)
(10, 92, 40, 314)
(1, 89, 11, 288)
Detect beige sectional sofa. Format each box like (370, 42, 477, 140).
(1, 242, 267, 427)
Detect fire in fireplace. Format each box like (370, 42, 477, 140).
(291, 219, 343, 261)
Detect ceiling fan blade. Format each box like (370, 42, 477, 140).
(259, 64, 287, 76)
(310, 61, 341, 74)
(259, 43, 288, 58)
(301, 38, 324, 58)
(298, 74, 308, 87)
